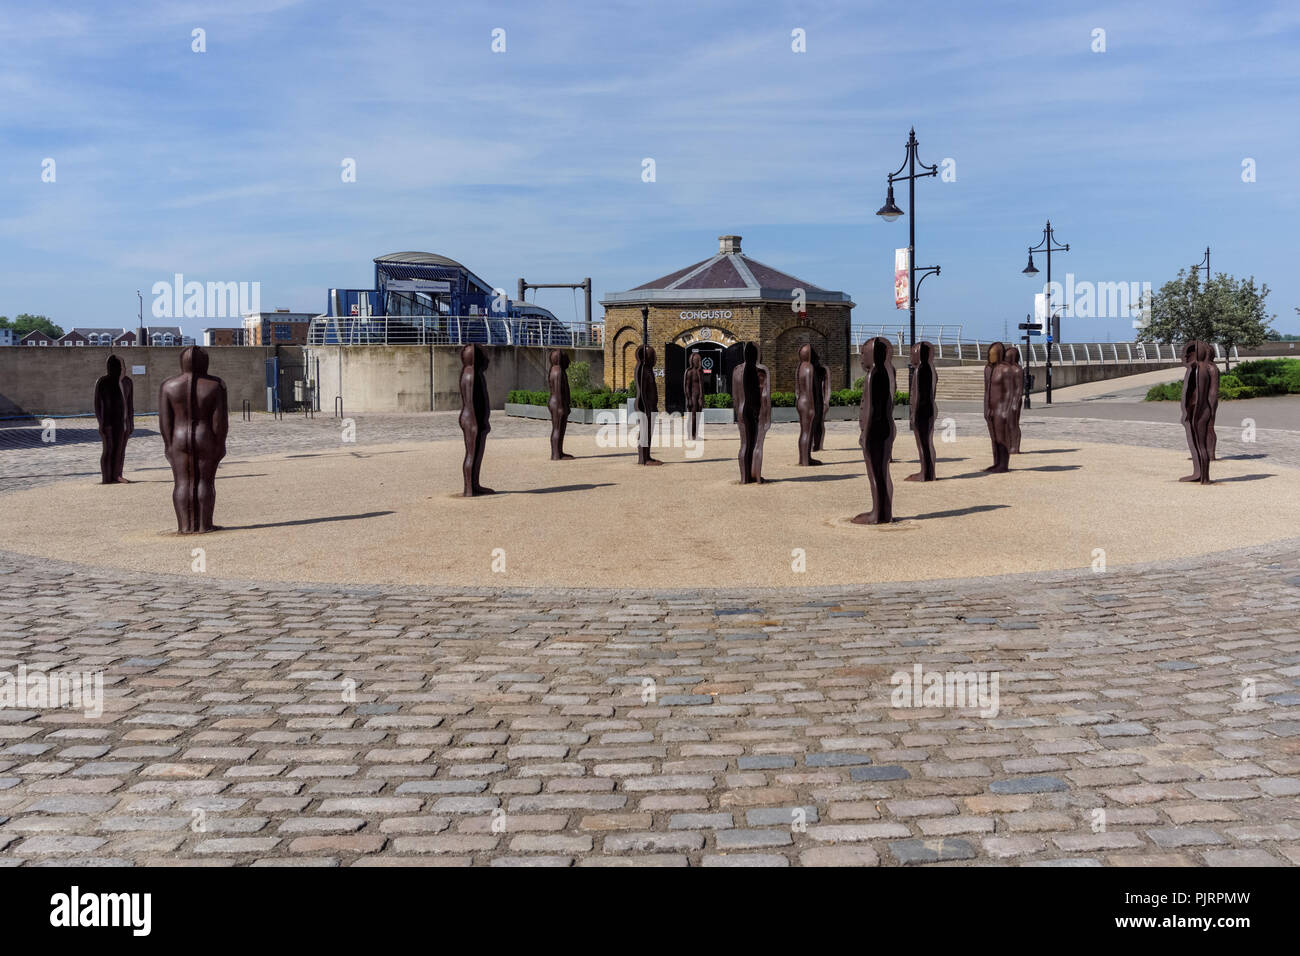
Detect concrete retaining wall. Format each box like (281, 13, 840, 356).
(307, 345, 605, 413)
(1025, 360, 1183, 393)
(0, 346, 295, 418)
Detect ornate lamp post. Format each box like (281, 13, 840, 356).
(1191, 246, 1210, 289)
(877, 127, 941, 403)
(1021, 220, 1070, 405)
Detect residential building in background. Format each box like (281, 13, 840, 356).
(242, 310, 314, 346)
(203, 326, 249, 346)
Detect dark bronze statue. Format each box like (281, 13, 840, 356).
(907, 341, 937, 482)
(983, 341, 1005, 464)
(1004, 345, 1024, 454)
(547, 349, 574, 461)
(459, 344, 494, 495)
(158, 346, 228, 533)
(853, 337, 896, 524)
(984, 344, 1017, 473)
(684, 351, 704, 442)
(795, 344, 824, 466)
(634, 344, 662, 465)
(93, 354, 134, 484)
(732, 342, 771, 483)
(1181, 340, 1220, 484)
(812, 346, 829, 454)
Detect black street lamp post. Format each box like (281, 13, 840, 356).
(1021, 220, 1070, 405)
(877, 127, 941, 404)
(1191, 246, 1210, 289)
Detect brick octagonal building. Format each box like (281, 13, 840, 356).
(601, 235, 855, 411)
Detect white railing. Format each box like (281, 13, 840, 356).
(850, 325, 1237, 366)
(307, 314, 604, 349)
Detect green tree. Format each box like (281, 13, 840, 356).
(1205, 275, 1273, 369)
(1137, 272, 1274, 370)
(0, 313, 64, 338)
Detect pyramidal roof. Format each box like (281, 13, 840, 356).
(602, 236, 852, 307)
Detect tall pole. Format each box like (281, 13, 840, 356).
(1045, 231, 1053, 405)
(908, 132, 917, 354)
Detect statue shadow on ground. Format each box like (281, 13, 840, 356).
(946, 463, 1082, 479)
(1211, 473, 1274, 483)
(508, 483, 616, 495)
(1219, 453, 1267, 461)
(1015, 448, 1078, 454)
(904, 504, 1011, 521)
(219, 510, 395, 531)
(775, 472, 859, 484)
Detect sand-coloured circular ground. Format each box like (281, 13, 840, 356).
(1, 426, 1294, 588)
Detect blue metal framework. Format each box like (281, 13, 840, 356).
(318, 252, 580, 346)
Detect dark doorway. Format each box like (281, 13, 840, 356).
(686, 342, 727, 396)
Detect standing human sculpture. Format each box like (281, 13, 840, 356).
(158, 346, 228, 533)
(634, 344, 662, 465)
(907, 341, 938, 482)
(547, 350, 574, 461)
(795, 344, 823, 466)
(683, 352, 704, 443)
(1181, 340, 1219, 484)
(732, 342, 771, 484)
(983, 342, 1005, 463)
(984, 343, 1017, 473)
(812, 346, 829, 454)
(1004, 345, 1025, 454)
(853, 337, 896, 524)
(93, 354, 134, 484)
(459, 344, 494, 495)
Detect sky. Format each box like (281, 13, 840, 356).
(2, 0, 1298, 343)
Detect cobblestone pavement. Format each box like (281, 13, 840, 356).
(1, 410, 1298, 866)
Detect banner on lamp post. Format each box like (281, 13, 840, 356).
(894, 248, 909, 310)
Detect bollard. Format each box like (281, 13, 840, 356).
(241, 400, 251, 422)
(334, 396, 344, 420)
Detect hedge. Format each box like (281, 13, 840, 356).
(1146, 358, 1300, 401)
(506, 388, 630, 409)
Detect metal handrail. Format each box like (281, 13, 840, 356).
(306, 314, 605, 349)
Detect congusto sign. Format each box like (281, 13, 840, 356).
(678, 310, 733, 320)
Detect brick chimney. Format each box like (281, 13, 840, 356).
(718, 235, 742, 254)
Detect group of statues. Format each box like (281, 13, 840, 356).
(93, 347, 228, 534)
(88, 335, 1223, 536)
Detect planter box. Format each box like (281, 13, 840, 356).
(505, 402, 606, 424)
(505, 402, 905, 424)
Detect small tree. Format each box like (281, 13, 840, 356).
(1203, 275, 1273, 371)
(0, 313, 64, 338)
(1137, 269, 1211, 345)
(1137, 271, 1274, 370)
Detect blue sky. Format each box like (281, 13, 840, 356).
(2, 0, 1298, 342)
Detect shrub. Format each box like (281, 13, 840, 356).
(770, 391, 796, 408)
(895, 390, 910, 406)
(852, 375, 865, 390)
(566, 361, 591, 393)
(507, 389, 549, 406)
(1145, 382, 1182, 402)
(830, 388, 862, 406)
(704, 392, 732, 408)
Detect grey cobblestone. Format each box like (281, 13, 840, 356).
(2, 411, 1299, 866)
